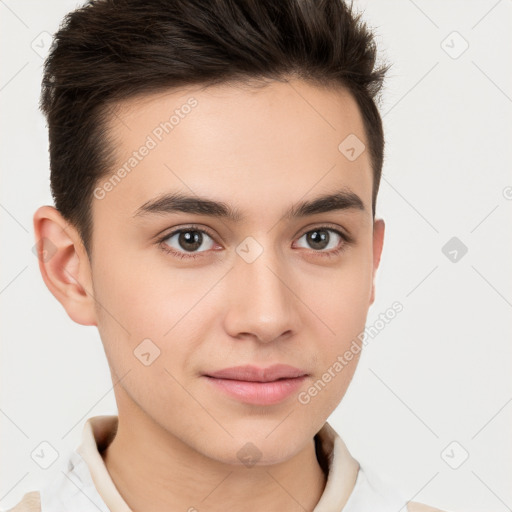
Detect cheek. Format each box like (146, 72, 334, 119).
(304, 247, 373, 404)
(91, 250, 212, 377)
(310, 252, 374, 338)
(93, 245, 190, 330)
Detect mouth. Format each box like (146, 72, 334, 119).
(204, 364, 308, 382)
(203, 364, 309, 405)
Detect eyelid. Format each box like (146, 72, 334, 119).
(296, 222, 353, 244)
(156, 224, 217, 242)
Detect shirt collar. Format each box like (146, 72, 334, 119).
(74, 414, 360, 512)
(75, 416, 130, 512)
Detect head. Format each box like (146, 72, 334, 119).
(34, 0, 389, 465)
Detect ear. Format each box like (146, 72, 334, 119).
(369, 218, 385, 306)
(33, 205, 97, 326)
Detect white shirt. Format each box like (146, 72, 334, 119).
(32, 415, 409, 512)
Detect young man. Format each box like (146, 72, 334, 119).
(10, 0, 447, 510)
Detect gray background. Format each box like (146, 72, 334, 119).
(1, 1, 511, 510)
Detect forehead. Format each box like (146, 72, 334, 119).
(93, 78, 372, 226)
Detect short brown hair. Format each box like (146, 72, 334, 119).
(41, 0, 390, 257)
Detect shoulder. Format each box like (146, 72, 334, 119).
(408, 501, 450, 512)
(5, 491, 41, 512)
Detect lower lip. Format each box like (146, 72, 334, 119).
(204, 375, 307, 405)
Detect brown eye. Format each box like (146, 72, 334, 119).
(161, 228, 215, 257)
(305, 229, 330, 250)
(295, 227, 345, 252)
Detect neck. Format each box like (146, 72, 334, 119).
(102, 394, 328, 512)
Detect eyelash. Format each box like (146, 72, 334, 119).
(157, 224, 352, 260)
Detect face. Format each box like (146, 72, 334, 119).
(37, 78, 384, 466)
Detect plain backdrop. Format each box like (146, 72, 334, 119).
(1, 1, 511, 511)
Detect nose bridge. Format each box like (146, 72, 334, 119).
(226, 235, 297, 342)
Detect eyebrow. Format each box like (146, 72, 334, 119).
(133, 188, 365, 221)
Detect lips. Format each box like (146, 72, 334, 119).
(205, 364, 308, 382)
(203, 364, 309, 405)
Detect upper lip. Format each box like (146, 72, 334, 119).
(205, 364, 308, 382)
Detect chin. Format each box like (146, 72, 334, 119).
(197, 427, 307, 467)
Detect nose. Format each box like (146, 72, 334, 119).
(222, 241, 302, 344)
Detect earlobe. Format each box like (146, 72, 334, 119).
(33, 205, 97, 326)
(369, 218, 385, 305)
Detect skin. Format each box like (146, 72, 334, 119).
(34, 78, 386, 512)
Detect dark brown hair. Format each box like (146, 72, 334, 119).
(41, 0, 390, 257)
